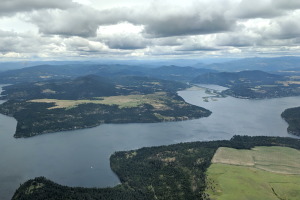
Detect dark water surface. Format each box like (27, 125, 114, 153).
(0, 85, 299, 200)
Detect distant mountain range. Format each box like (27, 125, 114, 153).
(192, 70, 284, 87)
(192, 70, 300, 99)
(1, 56, 300, 75)
(204, 56, 300, 72)
(0, 64, 216, 84)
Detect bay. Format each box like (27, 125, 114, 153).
(0, 84, 299, 200)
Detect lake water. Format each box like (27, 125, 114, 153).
(0, 84, 299, 200)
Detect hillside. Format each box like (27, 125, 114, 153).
(0, 75, 211, 138)
(12, 136, 300, 200)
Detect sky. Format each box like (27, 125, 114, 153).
(1, 0, 300, 60)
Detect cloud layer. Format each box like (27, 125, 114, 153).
(1, 0, 300, 59)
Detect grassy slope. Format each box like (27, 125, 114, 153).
(206, 146, 300, 200)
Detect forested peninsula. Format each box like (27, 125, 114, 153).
(13, 136, 300, 200)
(0, 75, 211, 138)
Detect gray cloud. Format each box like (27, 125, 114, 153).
(232, 0, 300, 19)
(273, 0, 300, 10)
(29, 7, 100, 37)
(64, 37, 108, 53)
(102, 34, 149, 50)
(27, 1, 236, 38)
(143, 13, 234, 38)
(272, 17, 300, 39)
(233, 0, 283, 19)
(154, 37, 183, 46)
(216, 32, 262, 47)
(0, 0, 76, 16)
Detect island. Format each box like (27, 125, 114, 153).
(281, 107, 300, 136)
(12, 136, 300, 200)
(0, 75, 211, 138)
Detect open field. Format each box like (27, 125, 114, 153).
(206, 164, 300, 200)
(29, 92, 173, 109)
(212, 146, 300, 174)
(206, 146, 300, 200)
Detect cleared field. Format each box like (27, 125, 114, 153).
(206, 164, 300, 200)
(278, 81, 300, 86)
(212, 147, 254, 166)
(29, 92, 174, 110)
(212, 146, 300, 174)
(206, 146, 300, 200)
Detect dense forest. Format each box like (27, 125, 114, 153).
(281, 106, 300, 136)
(13, 136, 300, 200)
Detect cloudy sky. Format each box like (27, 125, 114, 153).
(1, 0, 300, 60)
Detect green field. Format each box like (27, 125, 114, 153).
(206, 146, 300, 200)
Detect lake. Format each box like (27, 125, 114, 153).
(0, 84, 299, 200)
